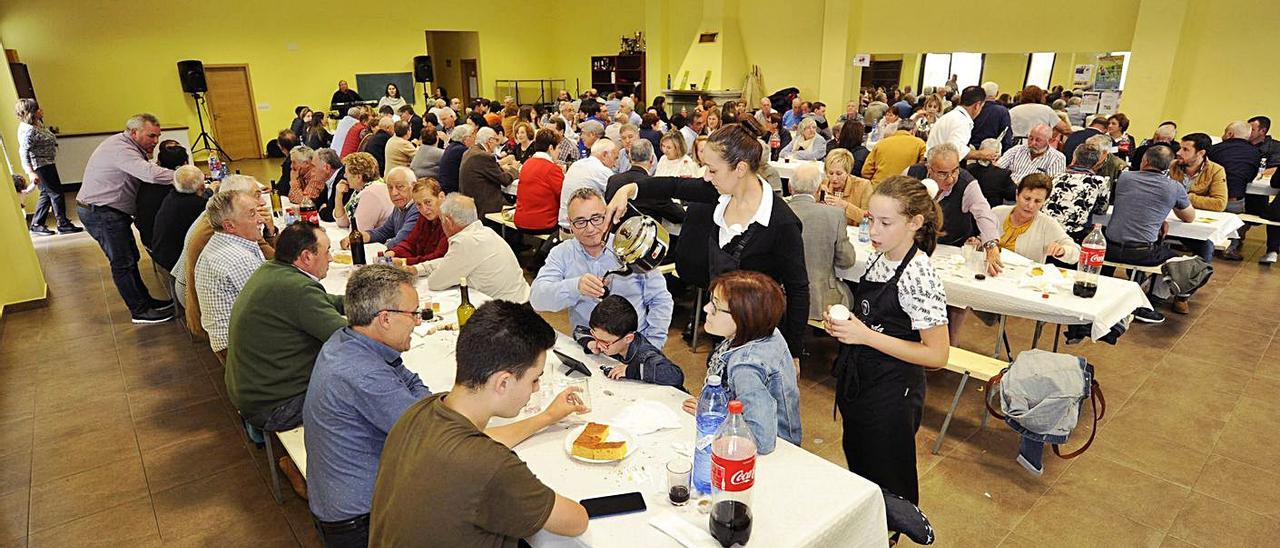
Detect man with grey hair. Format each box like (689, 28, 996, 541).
(343, 167, 420, 249)
(613, 123, 640, 174)
(605, 139, 684, 224)
(311, 147, 347, 222)
(175, 175, 268, 322)
(577, 120, 605, 159)
(438, 124, 474, 193)
(787, 162, 857, 321)
(1044, 141, 1110, 243)
(459, 126, 519, 218)
(619, 96, 643, 126)
(331, 106, 361, 156)
(532, 187, 673, 348)
(77, 112, 176, 323)
(366, 116, 396, 175)
(559, 138, 619, 228)
(1209, 120, 1264, 260)
(195, 190, 267, 360)
(997, 123, 1067, 182)
(1128, 123, 1179, 172)
(149, 164, 209, 271)
(304, 264, 430, 546)
(906, 142, 1002, 270)
(1106, 146, 1196, 323)
(408, 194, 529, 302)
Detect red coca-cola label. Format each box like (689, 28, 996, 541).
(300, 209, 320, 225)
(1080, 245, 1104, 268)
(711, 455, 756, 492)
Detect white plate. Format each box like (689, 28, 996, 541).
(563, 423, 637, 463)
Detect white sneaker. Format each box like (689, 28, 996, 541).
(1261, 251, 1278, 265)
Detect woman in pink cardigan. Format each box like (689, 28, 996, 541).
(334, 152, 394, 230)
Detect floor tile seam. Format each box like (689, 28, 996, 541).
(24, 494, 157, 542)
(1009, 481, 1173, 538)
(25, 455, 150, 536)
(123, 376, 224, 421)
(1165, 488, 1277, 544)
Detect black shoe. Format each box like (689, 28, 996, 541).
(1216, 248, 1243, 261)
(131, 308, 175, 324)
(150, 298, 175, 312)
(1132, 307, 1165, 324)
(56, 224, 83, 234)
(29, 225, 54, 236)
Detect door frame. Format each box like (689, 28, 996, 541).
(204, 63, 264, 159)
(460, 58, 478, 108)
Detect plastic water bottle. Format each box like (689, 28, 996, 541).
(858, 213, 871, 244)
(207, 155, 220, 181)
(1074, 224, 1105, 298)
(709, 400, 757, 547)
(693, 375, 728, 495)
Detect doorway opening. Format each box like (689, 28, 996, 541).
(424, 31, 481, 108)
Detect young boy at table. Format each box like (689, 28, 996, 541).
(369, 301, 590, 547)
(575, 295, 686, 390)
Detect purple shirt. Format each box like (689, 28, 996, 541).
(78, 132, 174, 215)
(937, 179, 1001, 243)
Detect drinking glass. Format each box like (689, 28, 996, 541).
(564, 376, 591, 412)
(667, 459, 692, 506)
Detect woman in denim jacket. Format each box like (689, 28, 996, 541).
(681, 271, 802, 454)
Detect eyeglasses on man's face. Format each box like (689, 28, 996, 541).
(380, 308, 432, 322)
(570, 214, 607, 230)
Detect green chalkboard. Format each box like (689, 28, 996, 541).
(355, 72, 416, 105)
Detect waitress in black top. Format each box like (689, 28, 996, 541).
(606, 124, 810, 362)
(823, 176, 950, 505)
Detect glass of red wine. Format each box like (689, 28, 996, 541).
(666, 458, 691, 506)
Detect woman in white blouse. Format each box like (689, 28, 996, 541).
(377, 83, 407, 112)
(991, 173, 1080, 264)
(654, 131, 700, 177)
(778, 117, 827, 161)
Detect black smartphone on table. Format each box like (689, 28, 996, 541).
(553, 350, 592, 376)
(580, 492, 647, 519)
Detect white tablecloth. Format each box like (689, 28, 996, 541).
(278, 254, 889, 547)
(1092, 207, 1244, 246)
(836, 231, 1151, 341)
(1248, 177, 1277, 197)
(768, 159, 824, 180)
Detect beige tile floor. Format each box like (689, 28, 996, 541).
(2, 158, 1279, 546)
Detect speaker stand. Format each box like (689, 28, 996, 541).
(189, 92, 231, 162)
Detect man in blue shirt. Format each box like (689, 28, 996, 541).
(781, 97, 804, 131)
(1106, 147, 1196, 323)
(339, 167, 420, 251)
(304, 265, 431, 547)
(531, 187, 674, 349)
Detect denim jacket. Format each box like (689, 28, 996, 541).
(1000, 350, 1093, 443)
(706, 329, 802, 454)
(573, 327, 686, 390)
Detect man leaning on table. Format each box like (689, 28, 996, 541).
(406, 194, 531, 302)
(1106, 146, 1196, 321)
(370, 301, 590, 547)
(305, 265, 431, 548)
(341, 167, 420, 250)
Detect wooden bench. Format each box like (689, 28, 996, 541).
(484, 211, 552, 241)
(805, 319, 1008, 454)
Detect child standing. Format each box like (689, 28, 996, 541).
(824, 175, 950, 505)
(576, 295, 686, 390)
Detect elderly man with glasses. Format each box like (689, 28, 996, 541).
(531, 187, 673, 349)
(906, 143, 1003, 275)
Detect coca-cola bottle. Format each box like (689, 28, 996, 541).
(709, 400, 755, 547)
(1074, 224, 1105, 298)
(299, 197, 320, 225)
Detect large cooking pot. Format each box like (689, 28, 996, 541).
(600, 211, 670, 294)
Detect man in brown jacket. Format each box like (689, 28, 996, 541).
(1169, 132, 1228, 212)
(458, 126, 519, 218)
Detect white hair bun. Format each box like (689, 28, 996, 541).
(920, 178, 940, 199)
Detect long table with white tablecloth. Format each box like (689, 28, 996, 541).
(272, 222, 889, 548)
(1092, 207, 1243, 247)
(836, 228, 1151, 341)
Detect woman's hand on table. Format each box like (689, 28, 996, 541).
(985, 246, 1004, 276)
(545, 386, 590, 419)
(604, 183, 639, 225)
(1044, 242, 1065, 258)
(681, 397, 697, 415)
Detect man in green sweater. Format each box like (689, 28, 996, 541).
(226, 222, 346, 431)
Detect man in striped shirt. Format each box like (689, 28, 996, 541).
(998, 124, 1067, 183)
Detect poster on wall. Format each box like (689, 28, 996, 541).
(852, 54, 871, 67)
(1094, 55, 1125, 91)
(1080, 92, 1100, 115)
(1073, 64, 1095, 88)
(1098, 91, 1121, 116)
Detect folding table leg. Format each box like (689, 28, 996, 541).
(993, 315, 1008, 360)
(1031, 321, 1044, 348)
(691, 288, 704, 352)
(265, 432, 283, 504)
(933, 372, 971, 455)
(1052, 324, 1062, 352)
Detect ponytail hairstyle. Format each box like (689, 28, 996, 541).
(873, 175, 943, 255)
(706, 124, 764, 175)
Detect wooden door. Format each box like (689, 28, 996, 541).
(204, 65, 263, 160)
(461, 59, 478, 108)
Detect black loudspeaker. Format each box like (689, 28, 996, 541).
(177, 60, 207, 94)
(413, 55, 433, 83)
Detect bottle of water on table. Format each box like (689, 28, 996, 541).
(694, 375, 728, 495)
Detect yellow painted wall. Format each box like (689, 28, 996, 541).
(981, 53, 1028, 96)
(425, 31, 480, 106)
(853, 1, 1140, 53)
(0, 34, 48, 314)
(738, 0, 826, 98)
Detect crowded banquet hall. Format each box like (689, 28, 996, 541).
(4, 1, 1280, 546)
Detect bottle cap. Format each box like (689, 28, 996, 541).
(728, 400, 743, 413)
(706, 374, 721, 386)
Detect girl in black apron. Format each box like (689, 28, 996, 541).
(824, 176, 950, 505)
